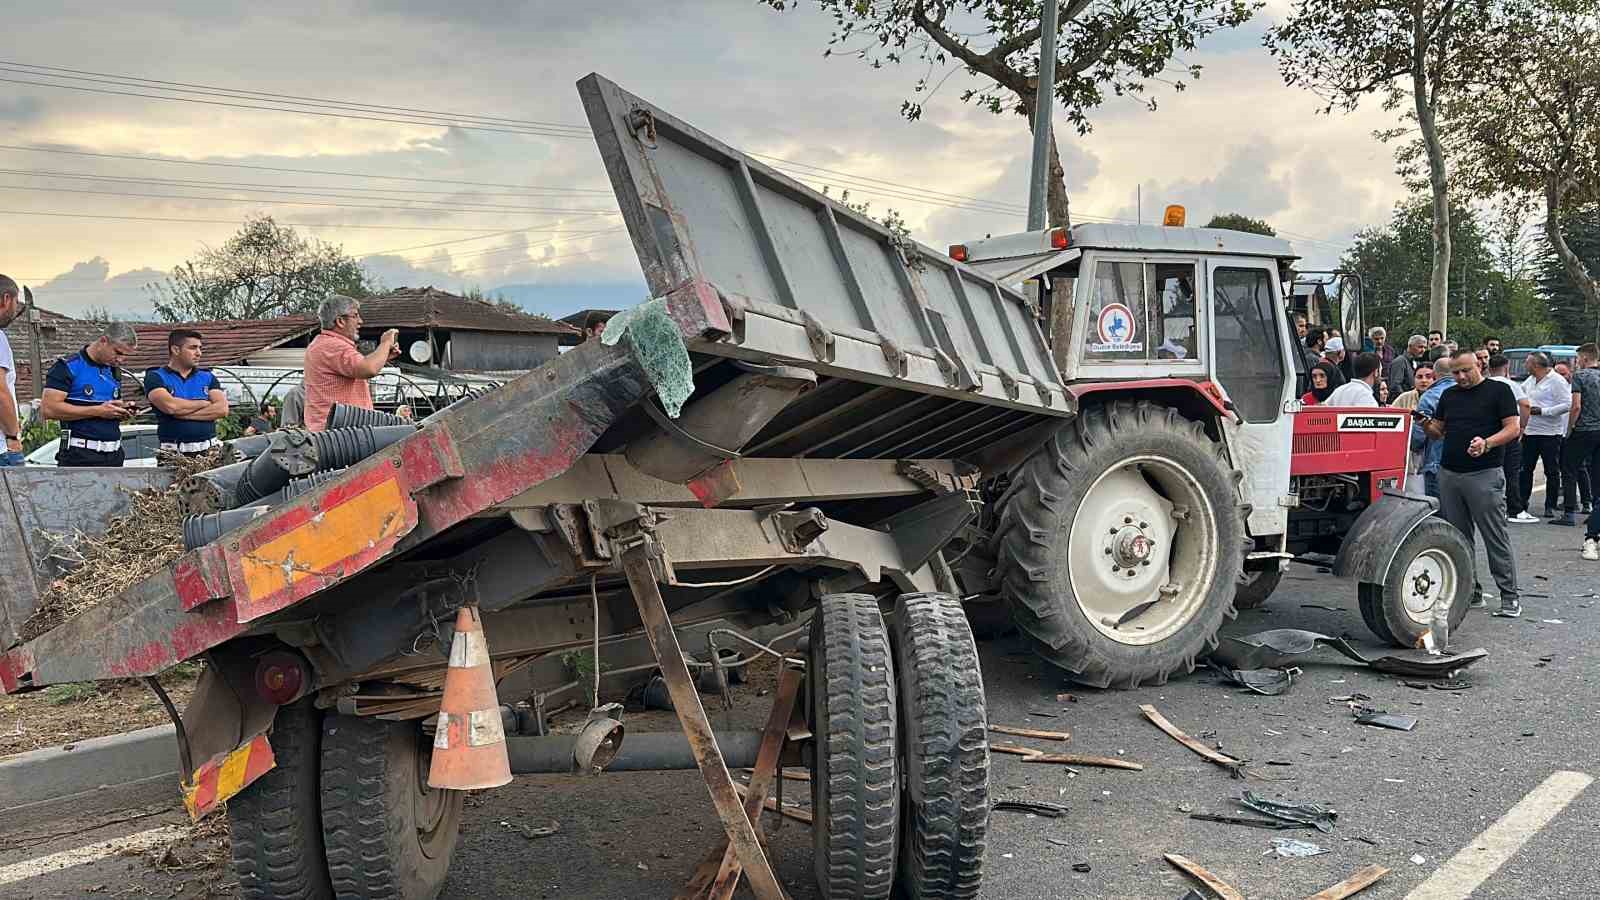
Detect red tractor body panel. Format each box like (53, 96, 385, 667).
(1291, 406, 1411, 502)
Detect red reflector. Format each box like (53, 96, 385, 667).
(255, 652, 307, 705)
(949, 244, 968, 262)
(1049, 228, 1069, 249)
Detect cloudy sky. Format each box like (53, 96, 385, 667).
(2, 1, 1407, 320)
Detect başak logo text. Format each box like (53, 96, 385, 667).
(1336, 413, 1407, 432)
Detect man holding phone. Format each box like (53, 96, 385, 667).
(40, 322, 140, 467)
(303, 294, 400, 432)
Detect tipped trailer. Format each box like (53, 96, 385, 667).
(0, 73, 1099, 899)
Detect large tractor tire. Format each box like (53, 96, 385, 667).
(320, 714, 463, 900)
(808, 593, 899, 900)
(1359, 517, 1473, 648)
(890, 592, 989, 900)
(1233, 567, 1284, 610)
(230, 699, 333, 900)
(993, 401, 1248, 688)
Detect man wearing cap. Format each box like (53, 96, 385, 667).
(1323, 335, 1352, 383)
(40, 322, 139, 467)
(144, 329, 229, 456)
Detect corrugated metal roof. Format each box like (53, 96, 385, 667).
(126, 317, 319, 372)
(357, 287, 578, 336)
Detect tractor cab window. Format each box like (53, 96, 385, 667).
(1148, 262, 1199, 361)
(1212, 267, 1288, 422)
(1084, 260, 1145, 361)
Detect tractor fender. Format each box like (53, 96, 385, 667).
(1333, 490, 1440, 585)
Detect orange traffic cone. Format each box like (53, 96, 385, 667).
(427, 605, 513, 790)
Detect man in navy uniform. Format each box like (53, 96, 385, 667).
(40, 322, 140, 467)
(144, 329, 228, 455)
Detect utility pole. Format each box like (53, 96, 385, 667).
(1026, 1, 1059, 231)
(24, 287, 42, 411)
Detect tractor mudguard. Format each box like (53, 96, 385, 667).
(1332, 490, 1440, 585)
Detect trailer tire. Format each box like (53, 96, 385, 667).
(320, 715, 463, 900)
(1365, 517, 1473, 648)
(994, 401, 1247, 688)
(1233, 567, 1283, 610)
(808, 593, 898, 900)
(230, 699, 333, 900)
(890, 592, 989, 900)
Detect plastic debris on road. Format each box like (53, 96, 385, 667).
(1239, 791, 1338, 833)
(1269, 838, 1330, 858)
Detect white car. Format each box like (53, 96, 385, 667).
(25, 424, 162, 468)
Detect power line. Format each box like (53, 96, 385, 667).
(0, 60, 591, 134)
(0, 210, 518, 231)
(0, 181, 619, 217)
(0, 72, 591, 139)
(0, 144, 612, 193)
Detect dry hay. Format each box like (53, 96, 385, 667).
(17, 448, 227, 643)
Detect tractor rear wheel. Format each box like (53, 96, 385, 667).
(1361, 518, 1473, 648)
(320, 714, 463, 900)
(994, 401, 1248, 688)
(1233, 567, 1283, 610)
(808, 593, 898, 900)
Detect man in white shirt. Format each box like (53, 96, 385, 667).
(1489, 354, 1535, 521)
(0, 275, 24, 466)
(1325, 352, 1381, 407)
(1520, 351, 1572, 519)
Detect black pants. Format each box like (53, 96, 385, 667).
(1502, 438, 1524, 516)
(56, 444, 125, 468)
(1563, 430, 1600, 513)
(1520, 434, 1564, 514)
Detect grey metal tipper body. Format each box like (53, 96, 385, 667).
(578, 73, 1071, 424)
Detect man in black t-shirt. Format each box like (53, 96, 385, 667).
(1424, 349, 1523, 617)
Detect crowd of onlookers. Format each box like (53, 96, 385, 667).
(1293, 314, 1600, 617)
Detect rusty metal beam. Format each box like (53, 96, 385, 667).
(620, 541, 786, 900)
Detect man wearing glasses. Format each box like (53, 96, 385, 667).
(303, 294, 399, 433)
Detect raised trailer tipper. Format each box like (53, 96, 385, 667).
(0, 73, 1091, 899)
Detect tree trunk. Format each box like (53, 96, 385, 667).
(1412, 2, 1451, 337)
(1545, 176, 1600, 343)
(1024, 91, 1073, 230)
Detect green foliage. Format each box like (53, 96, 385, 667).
(561, 650, 609, 707)
(1204, 213, 1276, 236)
(215, 412, 246, 442)
(767, 0, 1259, 132)
(21, 418, 59, 453)
(1537, 205, 1600, 342)
(149, 215, 380, 322)
(823, 188, 912, 240)
(43, 682, 99, 705)
(1342, 197, 1551, 345)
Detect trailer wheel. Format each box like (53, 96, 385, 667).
(890, 592, 989, 900)
(230, 699, 333, 900)
(320, 715, 463, 900)
(808, 593, 898, 900)
(994, 401, 1247, 688)
(1362, 518, 1473, 648)
(1233, 567, 1283, 610)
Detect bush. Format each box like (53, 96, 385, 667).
(21, 419, 60, 454)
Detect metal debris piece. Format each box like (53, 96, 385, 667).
(1269, 837, 1329, 858)
(1071, 862, 1092, 873)
(500, 819, 560, 840)
(993, 799, 1068, 818)
(1300, 604, 1343, 612)
(1164, 853, 1245, 900)
(1210, 628, 1488, 677)
(1046, 837, 1072, 848)
(1189, 813, 1303, 831)
(1410, 854, 1426, 865)
(1329, 693, 1371, 702)
(1402, 681, 1433, 691)
(1352, 708, 1418, 732)
(1209, 663, 1297, 696)
(1306, 864, 1390, 900)
(1239, 791, 1337, 833)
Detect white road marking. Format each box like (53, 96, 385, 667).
(0, 823, 190, 887)
(1405, 770, 1593, 900)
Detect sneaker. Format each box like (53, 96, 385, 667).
(1552, 513, 1578, 526)
(1584, 539, 1599, 560)
(1510, 511, 1540, 523)
(1491, 603, 1523, 618)
(1585, 503, 1594, 515)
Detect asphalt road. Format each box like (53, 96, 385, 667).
(3, 509, 1596, 899)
